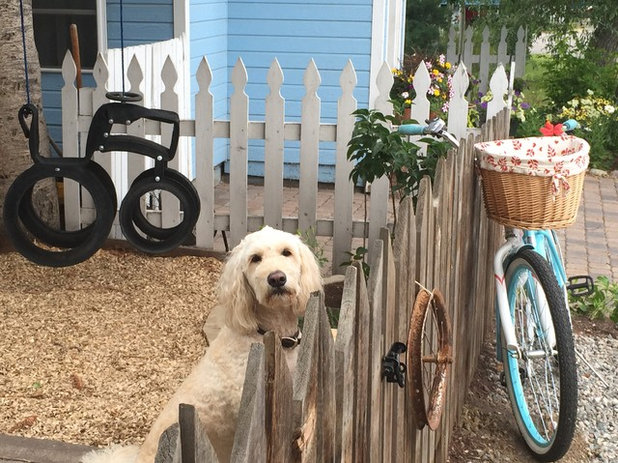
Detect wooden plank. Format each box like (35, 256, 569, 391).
(230, 344, 267, 463)
(160, 56, 182, 230)
(194, 57, 215, 248)
(332, 60, 357, 273)
(264, 331, 295, 463)
(317, 291, 337, 463)
(353, 261, 370, 463)
(293, 294, 320, 462)
(229, 58, 249, 247)
(264, 59, 285, 230)
(366, 240, 384, 462)
(155, 423, 180, 463)
(379, 227, 397, 463)
(61, 51, 80, 232)
(298, 59, 321, 232)
(179, 404, 219, 463)
(334, 265, 358, 462)
(392, 197, 415, 463)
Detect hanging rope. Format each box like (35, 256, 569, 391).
(119, 0, 126, 95)
(18, 0, 31, 105)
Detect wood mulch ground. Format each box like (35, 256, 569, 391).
(0, 245, 223, 448)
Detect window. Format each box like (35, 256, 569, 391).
(33, 0, 97, 69)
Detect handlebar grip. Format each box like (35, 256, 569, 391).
(562, 119, 579, 132)
(398, 124, 426, 136)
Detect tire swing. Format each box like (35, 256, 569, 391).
(407, 287, 453, 430)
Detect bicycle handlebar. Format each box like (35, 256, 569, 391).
(398, 117, 459, 149)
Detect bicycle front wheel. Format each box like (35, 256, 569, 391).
(503, 248, 577, 461)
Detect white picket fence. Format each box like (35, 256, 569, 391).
(60, 50, 512, 273)
(447, 25, 527, 93)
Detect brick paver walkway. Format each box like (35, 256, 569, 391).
(212, 173, 614, 280)
(559, 174, 618, 281)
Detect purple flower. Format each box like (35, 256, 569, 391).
(480, 101, 488, 110)
(521, 102, 530, 109)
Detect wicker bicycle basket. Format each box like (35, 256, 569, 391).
(475, 136, 590, 230)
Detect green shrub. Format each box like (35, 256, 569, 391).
(570, 275, 618, 323)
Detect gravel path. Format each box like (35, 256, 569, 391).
(448, 321, 618, 462)
(576, 333, 618, 462)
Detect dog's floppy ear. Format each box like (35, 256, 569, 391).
(295, 238, 323, 316)
(218, 241, 258, 334)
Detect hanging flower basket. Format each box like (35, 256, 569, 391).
(474, 135, 590, 229)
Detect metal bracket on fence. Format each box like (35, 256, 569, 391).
(382, 342, 407, 388)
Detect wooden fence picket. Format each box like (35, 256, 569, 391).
(194, 57, 215, 248)
(334, 265, 358, 462)
(229, 58, 249, 248)
(332, 60, 357, 272)
(264, 59, 285, 230)
(299, 60, 321, 233)
(230, 344, 267, 463)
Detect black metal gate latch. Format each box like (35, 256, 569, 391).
(382, 342, 407, 388)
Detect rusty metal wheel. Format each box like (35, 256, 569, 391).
(407, 288, 453, 430)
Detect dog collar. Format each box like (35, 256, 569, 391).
(257, 327, 302, 349)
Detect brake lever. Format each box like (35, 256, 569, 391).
(424, 118, 459, 149)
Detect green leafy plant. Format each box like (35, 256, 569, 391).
(569, 275, 618, 323)
(347, 108, 449, 214)
(341, 246, 370, 280)
(296, 226, 328, 269)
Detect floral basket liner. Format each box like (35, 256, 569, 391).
(474, 135, 590, 195)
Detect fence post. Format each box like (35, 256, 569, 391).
(299, 59, 321, 233)
(229, 58, 249, 248)
(263, 58, 285, 230)
(194, 57, 215, 248)
(332, 60, 357, 273)
(60, 51, 79, 225)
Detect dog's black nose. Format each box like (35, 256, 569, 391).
(268, 271, 287, 288)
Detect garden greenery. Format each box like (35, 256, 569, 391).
(569, 275, 618, 324)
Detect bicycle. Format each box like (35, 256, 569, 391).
(398, 118, 591, 460)
(474, 129, 591, 461)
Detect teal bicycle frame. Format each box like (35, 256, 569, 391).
(494, 228, 567, 362)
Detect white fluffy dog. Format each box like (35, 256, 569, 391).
(82, 226, 322, 463)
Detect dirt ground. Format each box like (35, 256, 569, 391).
(1, 242, 612, 460)
(0, 246, 222, 447)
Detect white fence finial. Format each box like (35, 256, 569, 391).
(375, 61, 394, 114)
(447, 61, 469, 141)
(487, 63, 509, 121)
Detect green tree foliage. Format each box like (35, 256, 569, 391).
(405, 0, 454, 56)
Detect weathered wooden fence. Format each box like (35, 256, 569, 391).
(446, 25, 527, 93)
(151, 109, 510, 463)
(60, 49, 513, 272)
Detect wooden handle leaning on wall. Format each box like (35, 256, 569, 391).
(69, 24, 82, 89)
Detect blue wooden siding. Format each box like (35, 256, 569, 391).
(106, 0, 174, 47)
(225, 0, 373, 181)
(190, 0, 229, 166)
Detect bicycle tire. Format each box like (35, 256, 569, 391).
(119, 175, 198, 254)
(3, 163, 115, 267)
(128, 168, 199, 240)
(502, 248, 577, 461)
(17, 162, 117, 248)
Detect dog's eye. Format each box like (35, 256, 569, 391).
(250, 254, 262, 263)
(282, 249, 292, 257)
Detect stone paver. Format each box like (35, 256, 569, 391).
(211, 173, 615, 279)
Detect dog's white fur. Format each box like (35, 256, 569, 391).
(81, 227, 322, 463)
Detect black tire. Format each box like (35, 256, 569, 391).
(3, 163, 115, 267)
(128, 168, 199, 240)
(17, 162, 116, 248)
(502, 248, 577, 461)
(119, 175, 199, 254)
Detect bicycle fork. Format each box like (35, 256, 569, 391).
(494, 235, 557, 361)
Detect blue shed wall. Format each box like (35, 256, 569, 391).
(223, 0, 373, 181)
(189, 0, 229, 166)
